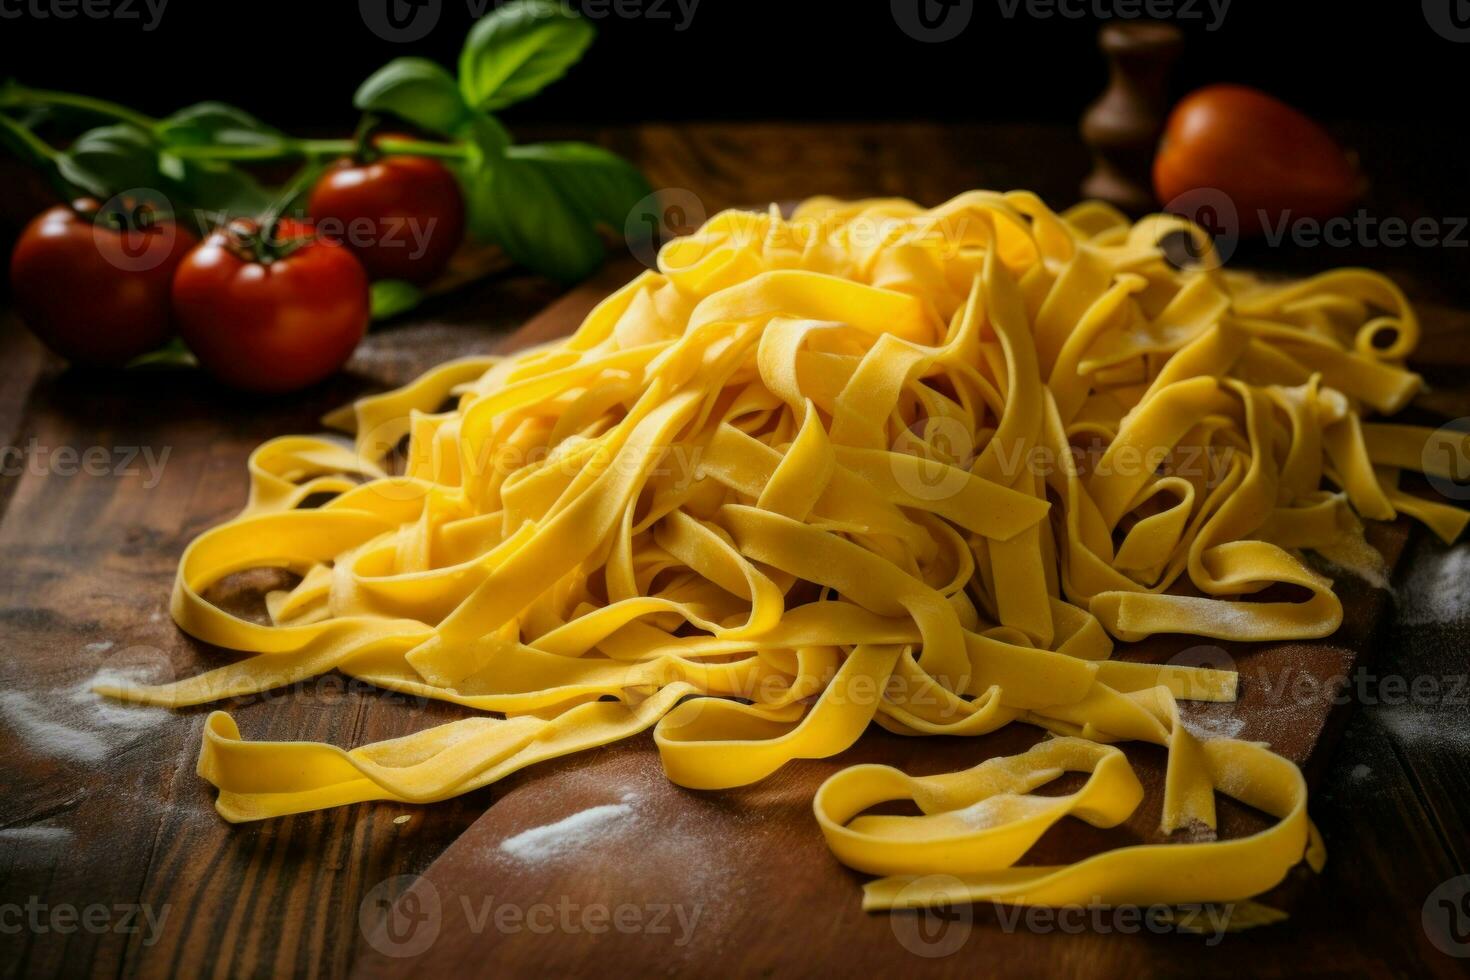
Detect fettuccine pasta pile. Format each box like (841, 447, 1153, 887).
(100, 191, 1469, 917)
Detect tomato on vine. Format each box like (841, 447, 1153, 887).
(10, 198, 197, 366)
(307, 137, 465, 285)
(171, 218, 369, 393)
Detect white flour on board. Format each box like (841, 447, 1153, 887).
(1378, 703, 1470, 753)
(70, 668, 172, 730)
(0, 664, 171, 765)
(499, 794, 640, 863)
(0, 691, 112, 763)
(1180, 705, 1247, 740)
(1397, 545, 1470, 626)
(0, 827, 73, 845)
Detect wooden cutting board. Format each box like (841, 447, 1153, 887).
(349, 262, 1415, 978)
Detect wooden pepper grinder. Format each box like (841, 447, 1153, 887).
(1081, 22, 1183, 215)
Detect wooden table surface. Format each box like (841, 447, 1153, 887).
(1, 122, 1468, 979)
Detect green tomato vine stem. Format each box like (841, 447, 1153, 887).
(1, 85, 473, 164)
(0, 85, 158, 131)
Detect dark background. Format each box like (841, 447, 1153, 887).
(1, 0, 1466, 294)
(0, 0, 1463, 127)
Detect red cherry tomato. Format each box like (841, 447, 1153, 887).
(307, 145, 464, 285)
(1154, 84, 1362, 237)
(9, 198, 197, 366)
(171, 218, 369, 393)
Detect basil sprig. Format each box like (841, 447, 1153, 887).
(356, 0, 647, 283)
(0, 0, 650, 289)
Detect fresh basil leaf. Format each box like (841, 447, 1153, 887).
(458, 0, 595, 112)
(455, 110, 512, 161)
(164, 156, 274, 223)
(55, 124, 160, 198)
(466, 154, 603, 283)
(354, 58, 469, 136)
(508, 142, 651, 230)
(370, 280, 424, 321)
(156, 102, 287, 149)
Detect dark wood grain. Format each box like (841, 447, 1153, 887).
(0, 122, 1466, 980)
(0, 271, 561, 979)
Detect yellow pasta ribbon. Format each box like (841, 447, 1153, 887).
(97, 191, 1461, 924)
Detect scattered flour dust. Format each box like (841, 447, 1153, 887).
(0, 826, 76, 869)
(1312, 530, 1393, 593)
(954, 793, 1054, 830)
(499, 793, 640, 863)
(1398, 545, 1470, 626)
(0, 662, 172, 765)
(69, 668, 172, 730)
(0, 826, 73, 843)
(1179, 704, 1247, 740)
(0, 691, 111, 763)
